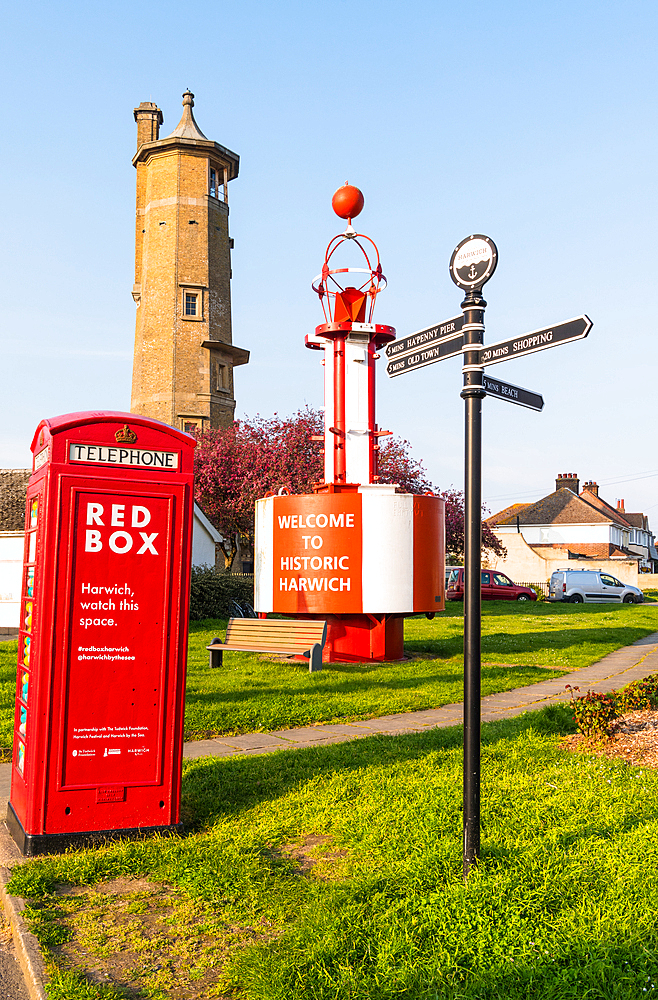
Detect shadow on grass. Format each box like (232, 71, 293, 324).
(406, 625, 656, 658)
(181, 704, 574, 829)
(183, 663, 557, 713)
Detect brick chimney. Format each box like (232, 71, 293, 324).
(582, 480, 599, 497)
(134, 101, 163, 150)
(616, 499, 625, 513)
(555, 472, 579, 494)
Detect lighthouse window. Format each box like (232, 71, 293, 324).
(209, 165, 225, 201)
(180, 286, 204, 320)
(213, 362, 227, 391)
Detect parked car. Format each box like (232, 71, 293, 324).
(446, 568, 537, 602)
(548, 569, 643, 604)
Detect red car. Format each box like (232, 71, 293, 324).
(446, 568, 537, 602)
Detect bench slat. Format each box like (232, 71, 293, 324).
(208, 643, 316, 654)
(225, 621, 325, 633)
(224, 630, 325, 642)
(229, 618, 324, 633)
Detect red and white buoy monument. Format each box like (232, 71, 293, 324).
(255, 186, 445, 661)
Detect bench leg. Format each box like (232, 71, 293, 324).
(209, 647, 223, 669)
(309, 643, 323, 673)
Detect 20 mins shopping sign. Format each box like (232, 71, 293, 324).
(470, 316, 592, 369)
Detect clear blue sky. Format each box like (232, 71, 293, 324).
(2, 0, 657, 521)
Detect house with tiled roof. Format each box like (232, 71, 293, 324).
(485, 473, 656, 586)
(579, 481, 656, 568)
(0, 469, 31, 631)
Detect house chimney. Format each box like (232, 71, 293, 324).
(134, 101, 163, 150)
(617, 499, 625, 512)
(582, 480, 599, 497)
(555, 472, 580, 494)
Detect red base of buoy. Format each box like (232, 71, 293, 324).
(300, 613, 404, 662)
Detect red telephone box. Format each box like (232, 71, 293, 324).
(7, 412, 195, 855)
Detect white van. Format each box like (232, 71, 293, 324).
(548, 569, 643, 604)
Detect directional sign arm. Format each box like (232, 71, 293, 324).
(482, 374, 544, 411)
(469, 315, 592, 369)
(387, 334, 465, 377)
(385, 315, 464, 360)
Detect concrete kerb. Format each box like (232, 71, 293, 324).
(0, 862, 48, 1000)
(1, 630, 657, 1000)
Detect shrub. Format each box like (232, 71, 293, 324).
(565, 685, 618, 738)
(189, 567, 254, 620)
(616, 673, 658, 713)
(566, 674, 658, 739)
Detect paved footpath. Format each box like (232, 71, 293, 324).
(0, 632, 657, 1000)
(181, 631, 658, 759)
(2, 633, 658, 796)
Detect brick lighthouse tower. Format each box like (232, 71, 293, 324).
(130, 91, 249, 432)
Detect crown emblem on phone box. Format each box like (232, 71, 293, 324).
(115, 424, 138, 444)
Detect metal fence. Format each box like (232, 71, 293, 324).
(517, 581, 550, 598)
(223, 572, 550, 597)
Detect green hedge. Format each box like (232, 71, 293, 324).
(189, 567, 254, 620)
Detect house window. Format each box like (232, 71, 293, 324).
(184, 422, 198, 434)
(185, 292, 198, 317)
(210, 168, 217, 198)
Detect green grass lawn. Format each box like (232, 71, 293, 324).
(10, 704, 658, 999)
(1, 602, 657, 757)
(181, 601, 658, 741)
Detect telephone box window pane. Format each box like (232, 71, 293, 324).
(185, 293, 197, 316)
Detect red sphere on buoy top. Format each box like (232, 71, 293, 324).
(331, 183, 364, 221)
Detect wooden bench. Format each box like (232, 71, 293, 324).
(206, 618, 327, 673)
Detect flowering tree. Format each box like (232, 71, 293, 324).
(441, 487, 505, 565)
(193, 407, 324, 570)
(194, 406, 503, 569)
(376, 435, 433, 494)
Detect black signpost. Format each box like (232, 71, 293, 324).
(449, 236, 497, 880)
(387, 233, 592, 880)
